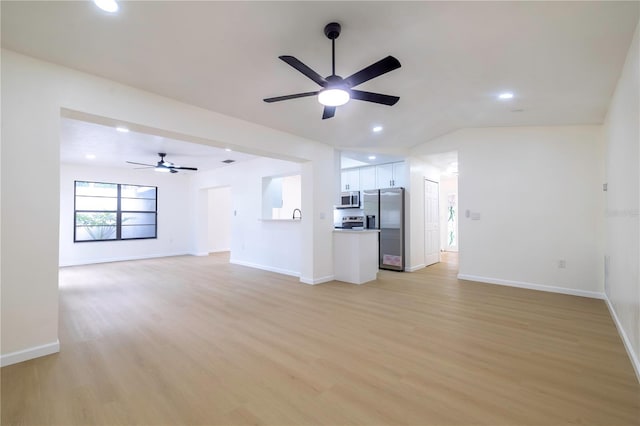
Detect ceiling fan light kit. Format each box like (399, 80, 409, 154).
(318, 88, 350, 107)
(264, 22, 401, 119)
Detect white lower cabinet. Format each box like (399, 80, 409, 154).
(333, 230, 379, 284)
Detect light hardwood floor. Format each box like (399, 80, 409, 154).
(2, 252, 639, 425)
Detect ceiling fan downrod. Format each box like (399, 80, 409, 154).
(324, 22, 341, 77)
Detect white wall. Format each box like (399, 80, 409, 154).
(603, 19, 640, 379)
(412, 125, 604, 297)
(207, 186, 232, 253)
(1, 50, 336, 365)
(59, 164, 192, 266)
(193, 157, 302, 276)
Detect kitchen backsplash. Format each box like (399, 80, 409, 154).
(333, 207, 363, 226)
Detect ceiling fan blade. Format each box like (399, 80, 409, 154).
(263, 91, 319, 103)
(126, 161, 156, 167)
(344, 56, 401, 88)
(172, 166, 198, 171)
(350, 90, 400, 106)
(279, 56, 326, 87)
(322, 106, 336, 120)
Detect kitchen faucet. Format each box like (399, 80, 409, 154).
(292, 208, 302, 220)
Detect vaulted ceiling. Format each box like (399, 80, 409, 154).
(2, 1, 638, 166)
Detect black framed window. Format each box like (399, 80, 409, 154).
(74, 181, 157, 242)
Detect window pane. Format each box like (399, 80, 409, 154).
(121, 225, 156, 239)
(121, 198, 156, 211)
(75, 212, 117, 226)
(75, 181, 117, 197)
(121, 185, 156, 199)
(75, 225, 117, 241)
(122, 212, 156, 226)
(76, 196, 117, 211)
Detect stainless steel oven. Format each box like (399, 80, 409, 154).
(339, 216, 364, 229)
(338, 191, 360, 209)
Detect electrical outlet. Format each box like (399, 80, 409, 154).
(558, 259, 566, 269)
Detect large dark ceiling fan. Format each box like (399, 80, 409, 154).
(126, 153, 198, 173)
(263, 22, 401, 119)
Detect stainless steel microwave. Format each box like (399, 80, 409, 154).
(338, 191, 360, 209)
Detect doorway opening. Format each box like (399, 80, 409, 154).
(207, 186, 232, 256)
(423, 151, 459, 272)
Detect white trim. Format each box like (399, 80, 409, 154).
(406, 263, 426, 272)
(300, 275, 335, 285)
(457, 274, 605, 299)
(604, 295, 640, 383)
(59, 251, 191, 267)
(229, 259, 300, 278)
(1, 340, 60, 367)
(191, 252, 210, 257)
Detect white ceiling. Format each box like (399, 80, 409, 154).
(60, 117, 258, 171)
(2, 1, 639, 166)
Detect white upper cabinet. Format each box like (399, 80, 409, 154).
(341, 168, 360, 191)
(375, 162, 406, 188)
(359, 166, 377, 191)
(391, 161, 406, 188)
(342, 161, 406, 191)
(375, 163, 393, 188)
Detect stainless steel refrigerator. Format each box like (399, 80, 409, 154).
(363, 188, 405, 271)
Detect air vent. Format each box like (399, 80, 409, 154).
(222, 159, 235, 164)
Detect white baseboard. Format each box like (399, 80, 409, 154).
(191, 252, 210, 257)
(1, 340, 60, 367)
(457, 274, 605, 300)
(59, 251, 190, 267)
(604, 295, 640, 383)
(229, 259, 300, 278)
(300, 275, 335, 285)
(406, 264, 425, 272)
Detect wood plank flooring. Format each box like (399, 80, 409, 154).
(2, 252, 639, 425)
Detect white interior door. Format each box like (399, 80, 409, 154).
(424, 179, 440, 266)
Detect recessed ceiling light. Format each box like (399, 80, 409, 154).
(85, 154, 96, 160)
(368, 156, 376, 160)
(372, 126, 383, 132)
(116, 126, 129, 133)
(498, 92, 514, 100)
(94, 0, 118, 13)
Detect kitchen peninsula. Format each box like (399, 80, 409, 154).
(333, 229, 380, 284)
